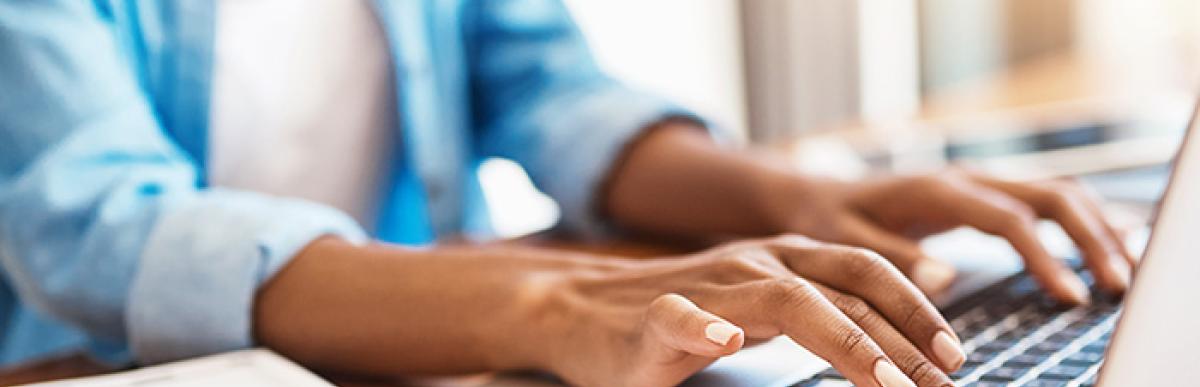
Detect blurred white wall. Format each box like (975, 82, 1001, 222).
(565, 0, 748, 138)
(1074, 0, 1200, 96)
(742, 0, 921, 143)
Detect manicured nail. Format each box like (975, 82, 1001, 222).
(913, 260, 956, 293)
(931, 331, 965, 370)
(1064, 274, 1091, 304)
(874, 359, 917, 387)
(704, 322, 741, 346)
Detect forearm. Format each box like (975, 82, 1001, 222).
(252, 238, 623, 376)
(604, 121, 836, 240)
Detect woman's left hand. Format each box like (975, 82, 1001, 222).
(762, 169, 1138, 303)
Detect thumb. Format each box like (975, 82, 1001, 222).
(626, 294, 745, 387)
(835, 215, 957, 294)
(642, 293, 744, 359)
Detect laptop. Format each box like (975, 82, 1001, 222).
(487, 101, 1198, 387)
(782, 100, 1200, 387)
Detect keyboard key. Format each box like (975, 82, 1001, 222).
(1005, 353, 1048, 366)
(1039, 365, 1088, 380)
(950, 363, 980, 379)
(1022, 380, 1069, 387)
(978, 340, 1017, 353)
(1003, 277, 1039, 299)
(967, 352, 993, 363)
(967, 382, 1010, 387)
(981, 366, 1028, 381)
(1081, 342, 1107, 353)
(1045, 332, 1082, 343)
(1026, 341, 1067, 355)
(997, 328, 1034, 341)
(1061, 351, 1103, 365)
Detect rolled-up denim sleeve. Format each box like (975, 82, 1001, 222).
(128, 188, 365, 363)
(465, 0, 721, 237)
(0, 1, 365, 364)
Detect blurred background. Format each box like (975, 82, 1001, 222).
(480, 0, 1200, 238)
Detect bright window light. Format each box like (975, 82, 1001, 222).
(477, 158, 561, 238)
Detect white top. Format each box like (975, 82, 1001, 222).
(207, 0, 394, 231)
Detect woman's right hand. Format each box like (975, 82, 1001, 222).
(536, 235, 964, 387)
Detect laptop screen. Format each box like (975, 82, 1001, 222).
(1098, 99, 1200, 385)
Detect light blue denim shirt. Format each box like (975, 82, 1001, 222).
(0, 0, 701, 367)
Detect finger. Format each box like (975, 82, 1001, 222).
(1065, 181, 1140, 267)
(833, 215, 958, 294)
(970, 177, 1132, 293)
(723, 277, 915, 387)
(642, 293, 744, 359)
(765, 237, 963, 372)
(814, 283, 956, 386)
(931, 182, 1091, 304)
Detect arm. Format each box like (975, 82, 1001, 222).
(603, 120, 817, 239)
(604, 121, 1137, 301)
(255, 236, 964, 387)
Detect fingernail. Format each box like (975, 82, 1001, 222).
(1064, 274, 1091, 304)
(931, 331, 965, 370)
(874, 359, 917, 387)
(704, 322, 741, 346)
(1110, 257, 1131, 289)
(913, 260, 956, 293)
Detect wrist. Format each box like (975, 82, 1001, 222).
(479, 253, 621, 373)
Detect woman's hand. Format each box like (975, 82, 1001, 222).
(537, 235, 963, 387)
(256, 236, 961, 387)
(603, 123, 1134, 304)
(762, 169, 1137, 302)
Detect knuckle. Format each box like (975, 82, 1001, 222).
(901, 357, 946, 387)
(646, 293, 686, 320)
(996, 210, 1036, 235)
(711, 248, 780, 279)
(918, 172, 961, 189)
(838, 247, 893, 280)
(1043, 178, 1082, 192)
(712, 251, 748, 268)
(831, 293, 874, 324)
(835, 327, 874, 356)
(899, 301, 929, 334)
(767, 233, 816, 247)
(764, 278, 820, 310)
(1043, 189, 1076, 215)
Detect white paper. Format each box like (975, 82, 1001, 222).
(21, 349, 333, 387)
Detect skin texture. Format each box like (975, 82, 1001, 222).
(604, 122, 1136, 300)
(253, 120, 1135, 387)
(257, 236, 958, 387)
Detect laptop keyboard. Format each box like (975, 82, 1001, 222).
(796, 260, 1121, 387)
